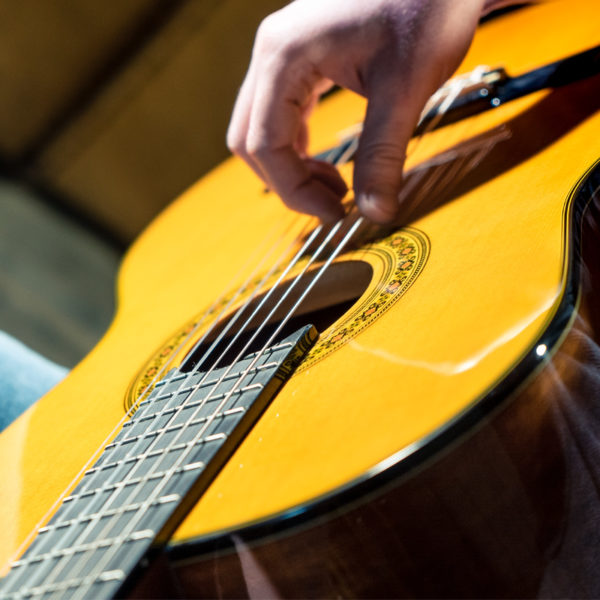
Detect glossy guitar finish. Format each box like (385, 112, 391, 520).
(1, 1, 600, 597)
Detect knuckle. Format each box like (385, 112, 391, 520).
(279, 189, 312, 215)
(255, 11, 299, 62)
(255, 13, 283, 53)
(226, 129, 245, 156)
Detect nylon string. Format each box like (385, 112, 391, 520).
(71, 212, 363, 600)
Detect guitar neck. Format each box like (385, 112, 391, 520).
(0, 326, 316, 599)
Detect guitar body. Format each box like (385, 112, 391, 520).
(2, 1, 600, 597)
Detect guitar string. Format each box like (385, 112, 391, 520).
(27, 182, 341, 592)
(176, 131, 373, 381)
(69, 70, 476, 576)
(12, 223, 325, 596)
(132, 215, 309, 406)
(28, 69, 469, 576)
(71, 212, 363, 600)
(154, 217, 315, 385)
(52, 216, 347, 597)
(2, 213, 308, 578)
(175, 222, 323, 376)
(8, 69, 480, 596)
(54, 134, 378, 591)
(159, 111, 376, 384)
(36, 225, 344, 597)
(39, 166, 426, 595)
(53, 156, 348, 537)
(8, 174, 335, 594)
(32, 222, 330, 594)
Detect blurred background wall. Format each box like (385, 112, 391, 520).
(0, 0, 286, 366)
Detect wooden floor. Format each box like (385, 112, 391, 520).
(0, 177, 121, 368)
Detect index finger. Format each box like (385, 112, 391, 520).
(245, 55, 346, 221)
(227, 61, 270, 185)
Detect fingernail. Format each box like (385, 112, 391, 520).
(359, 193, 398, 224)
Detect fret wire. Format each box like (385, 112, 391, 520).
(2, 199, 314, 596)
(4, 200, 334, 599)
(11, 443, 193, 589)
(12, 495, 173, 591)
(176, 221, 322, 384)
(124, 213, 303, 413)
(26, 457, 207, 546)
(138, 224, 325, 461)
(15, 476, 201, 564)
(98, 221, 320, 479)
(26, 341, 290, 597)
(2, 216, 309, 584)
(7, 566, 126, 598)
(83, 408, 246, 493)
(16, 363, 194, 588)
(69, 339, 302, 598)
(119, 214, 304, 424)
(18, 497, 180, 599)
(88, 389, 257, 483)
(72, 210, 350, 594)
(172, 224, 326, 411)
(23, 457, 208, 566)
(72, 220, 344, 596)
(97, 370, 269, 463)
(11, 235, 324, 597)
(64, 375, 264, 503)
(87, 223, 328, 506)
(11, 520, 163, 569)
(4, 209, 316, 596)
(87, 384, 259, 470)
(8, 221, 325, 596)
(122, 223, 338, 490)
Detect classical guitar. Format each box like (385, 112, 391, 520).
(2, 1, 600, 597)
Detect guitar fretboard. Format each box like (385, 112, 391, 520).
(0, 325, 316, 599)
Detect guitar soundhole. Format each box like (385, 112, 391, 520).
(181, 260, 373, 372)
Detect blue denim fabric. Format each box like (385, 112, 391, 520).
(0, 332, 68, 431)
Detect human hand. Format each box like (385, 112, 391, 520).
(227, 0, 489, 223)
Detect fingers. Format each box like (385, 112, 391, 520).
(305, 158, 348, 198)
(295, 81, 334, 157)
(227, 0, 490, 226)
(251, 60, 346, 220)
(228, 26, 410, 224)
(228, 24, 346, 221)
(353, 83, 417, 224)
(227, 64, 269, 185)
(351, 0, 485, 224)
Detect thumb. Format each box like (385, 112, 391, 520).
(354, 87, 418, 224)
